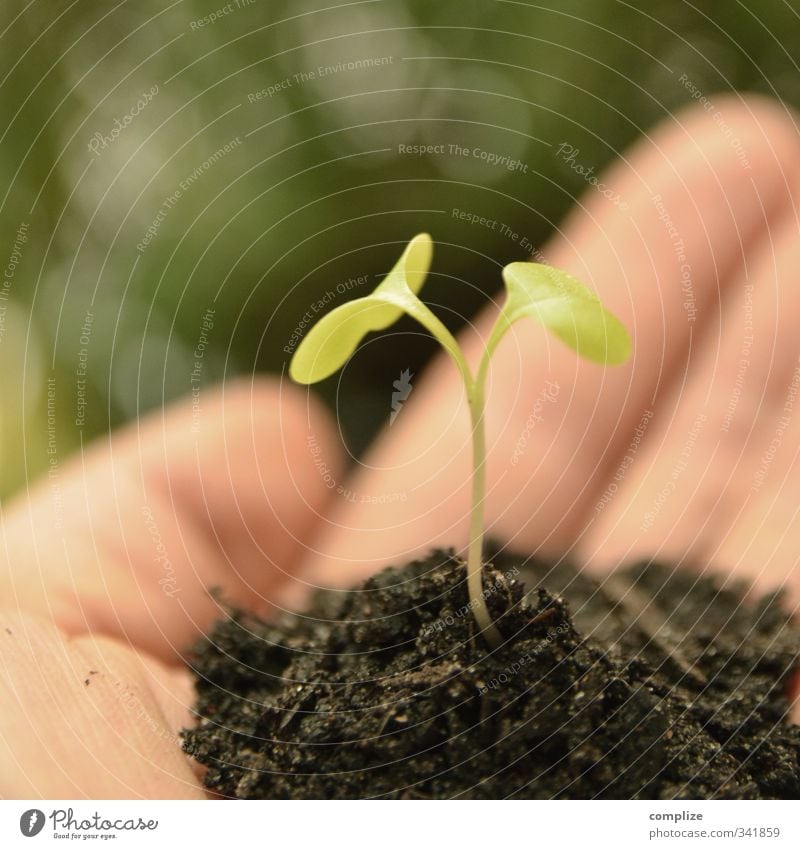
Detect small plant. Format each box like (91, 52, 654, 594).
(290, 234, 631, 647)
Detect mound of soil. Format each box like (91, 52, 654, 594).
(183, 550, 800, 799)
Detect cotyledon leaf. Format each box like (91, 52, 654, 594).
(500, 262, 631, 365)
(289, 233, 433, 384)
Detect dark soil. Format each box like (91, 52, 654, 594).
(182, 549, 800, 799)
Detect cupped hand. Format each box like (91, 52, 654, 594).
(0, 380, 343, 797)
(2, 94, 800, 799)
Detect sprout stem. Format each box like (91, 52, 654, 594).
(466, 380, 503, 649)
(391, 297, 502, 646)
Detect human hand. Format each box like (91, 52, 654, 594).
(0, 381, 344, 797)
(3, 93, 799, 799)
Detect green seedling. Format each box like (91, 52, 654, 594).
(290, 234, 631, 647)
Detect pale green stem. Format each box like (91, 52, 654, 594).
(403, 294, 506, 648)
(392, 295, 473, 390)
(466, 379, 503, 648)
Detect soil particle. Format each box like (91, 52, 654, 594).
(183, 550, 800, 799)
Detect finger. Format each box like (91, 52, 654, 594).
(299, 95, 800, 586)
(583, 197, 800, 608)
(715, 406, 800, 612)
(0, 377, 343, 662)
(0, 611, 203, 799)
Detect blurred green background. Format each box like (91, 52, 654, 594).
(1, 0, 799, 497)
